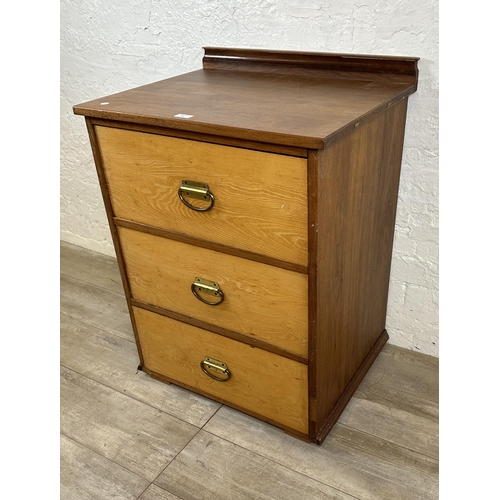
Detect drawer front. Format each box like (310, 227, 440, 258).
(119, 227, 308, 357)
(133, 306, 309, 434)
(96, 126, 308, 266)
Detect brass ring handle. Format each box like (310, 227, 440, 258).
(200, 357, 231, 382)
(191, 277, 224, 306)
(178, 179, 215, 212)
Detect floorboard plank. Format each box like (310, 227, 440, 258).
(61, 313, 221, 427)
(60, 274, 135, 341)
(60, 366, 199, 481)
(60, 434, 150, 500)
(338, 383, 438, 459)
(363, 344, 439, 403)
(138, 484, 182, 500)
(204, 407, 438, 500)
(61, 241, 124, 294)
(156, 430, 357, 500)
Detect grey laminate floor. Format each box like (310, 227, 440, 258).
(60, 241, 439, 500)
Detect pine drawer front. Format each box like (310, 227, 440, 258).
(95, 126, 308, 266)
(119, 227, 308, 357)
(133, 306, 309, 434)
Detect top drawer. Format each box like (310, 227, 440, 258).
(95, 126, 308, 266)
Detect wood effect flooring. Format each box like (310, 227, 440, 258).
(60, 241, 438, 500)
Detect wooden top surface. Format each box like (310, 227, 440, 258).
(74, 48, 418, 149)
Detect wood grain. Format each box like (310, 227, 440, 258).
(155, 431, 356, 500)
(203, 47, 419, 85)
(114, 217, 308, 274)
(311, 98, 409, 435)
(96, 125, 308, 265)
(131, 299, 308, 364)
(133, 307, 309, 434)
(60, 435, 149, 500)
(86, 117, 146, 366)
(61, 313, 221, 427)
(60, 366, 198, 481)
(90, 117, 308, 158)
(119, 227, 309, 357)
(74, 51, 418, 149)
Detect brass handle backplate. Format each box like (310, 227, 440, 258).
(191, 277, 224, 306)
(178, 179, 215, 212)
(200, 356, 231, 382)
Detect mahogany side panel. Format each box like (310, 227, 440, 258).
(312, 98, 409, 433)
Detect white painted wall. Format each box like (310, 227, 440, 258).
(60, 0, 439, 356)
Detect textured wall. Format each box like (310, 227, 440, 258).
(61, 0, 439, 356)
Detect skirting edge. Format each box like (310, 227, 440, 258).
(314, 329, 389, 444)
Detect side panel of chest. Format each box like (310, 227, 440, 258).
(308, 98, 409, 441)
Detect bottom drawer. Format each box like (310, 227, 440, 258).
(133, 306, 309, 434)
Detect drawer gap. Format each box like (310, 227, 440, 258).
(114, 217, 308, 274)
(131, 298, 309, 365)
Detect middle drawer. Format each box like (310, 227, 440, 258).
(118, 227, 309, 357)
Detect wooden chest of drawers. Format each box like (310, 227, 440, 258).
(74, 47, 419, 443)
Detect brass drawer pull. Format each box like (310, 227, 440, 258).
(200, 356, 231, 382)
(191, 277, 224, 306)
(178, 179, 215, 212)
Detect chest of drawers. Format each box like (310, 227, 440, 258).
(74, 47, 418, 443)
